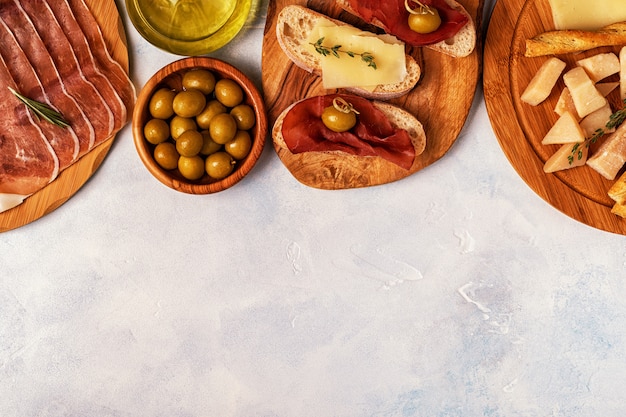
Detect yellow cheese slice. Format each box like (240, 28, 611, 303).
(548, 0, 626, 30)
(306, 22, 407, 90)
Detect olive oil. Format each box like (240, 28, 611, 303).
(139, 0, 236, 41)
(126, 0, 252, 55)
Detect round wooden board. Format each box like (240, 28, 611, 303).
(0, 0, 130, 232)
(261, 0, 484, 189)
(484, 0, 626, 235)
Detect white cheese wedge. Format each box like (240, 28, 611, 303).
(554, 88, 580, 119)
(521, 57, 566, 106)
(576, 53, 620, 83)
(544, 142, 589, 173)
(580, 103, 615, 138)
(541, 111, 585, 144)
(306, 22, 407, 90)
(548, 0, 626, 30)
(620, 46, 626, 101)
(586, 122, 626, 180)
(562, 67, 607, 118)
(0, 193, 27, 213)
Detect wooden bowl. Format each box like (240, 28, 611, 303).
(132, 57, 267, 194)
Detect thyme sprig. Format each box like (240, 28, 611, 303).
(568, 99, 626, 165)
(9, 87, 69, 128)
(310, 37, 377, 70)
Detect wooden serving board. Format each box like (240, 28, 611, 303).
(262, 0, 484, 189)
(0, 0, 130, 233)
(484, 0, 626, 235)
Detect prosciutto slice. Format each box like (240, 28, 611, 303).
(0, 0, 135, 212)
(345, 0, 469, 46)
(281, 94, 416, 170)
(0, 18, 79, 171)
(0, 55, 58, 195)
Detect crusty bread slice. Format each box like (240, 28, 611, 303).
(275, 5, 421, 100)
(272, 97, 426, 165)
(335, 0, 476, 58)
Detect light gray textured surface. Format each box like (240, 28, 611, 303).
(2, 0, 626, 416)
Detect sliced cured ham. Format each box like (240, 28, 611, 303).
(0, 55, 58, 195)
(345, 0, 469, 46)
(0, 3, 96, 157)
(0, 0, 136, 213)
(4, 0, 115, 152)
(64, 0, 136, 114)
(0, 18, 79, 171)
(24, 0, 127, 130)
(281, 94, 416, 170)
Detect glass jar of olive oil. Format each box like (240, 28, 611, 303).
(126, 0, 251, 55)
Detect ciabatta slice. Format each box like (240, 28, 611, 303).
(335, 0, 476, 58)
(275, 5, 421, 100)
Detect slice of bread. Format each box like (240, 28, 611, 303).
(272, 96, 426, 165)
(335, 0, 476, 58)
(275, 5, 421, 100)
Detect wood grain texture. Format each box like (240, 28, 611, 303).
(262, 0, 484, 189)
(484, 0, 626, 234)
(0, 0, 129, 233)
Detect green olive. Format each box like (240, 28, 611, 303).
(224, 130, 252, 160)
(173, 89, 207, 118)
(209, 112, 238, 144)
(196, 100, 227, 130)
(176, 130, 204, 157)
(408, 8, 441, 34)
(205, 151, 235, 179)
(199, 130, 222, 156)
(153, 142, 179, 170)
(322, 105, 357, 132)
(170, 115, 197, 141)
(230, 104, 256, 131)
(143, 118, 170, 145)
(149, 88, 176, 119)
(182, 69, 216, 95)
(214, 78, 244, 107)
(178, 155, 205, 180)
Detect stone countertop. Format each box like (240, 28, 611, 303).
(1, 0, 626, 416)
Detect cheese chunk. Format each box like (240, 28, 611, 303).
(541, 111, 585, 144)
(554, 88, 580, 119)
(576, 53, 620, 83)
(521, 57, 566, 106)
(306, 22, 407, 90)
(580, 103, 615, 138)
(562, 67, 607, 118)
(586, 122, 626, 180)
(544, 142, 589, 173)
(548, 0, 626, 30)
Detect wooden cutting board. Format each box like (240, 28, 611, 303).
(0, 0, 129, 232)
(262, 0, 484, 189)
(484, 0, 626, 235)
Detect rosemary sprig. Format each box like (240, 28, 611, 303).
(310, 37, 377, 70)
(9, 87, 69, 128)
(568, 99, 626, 164)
